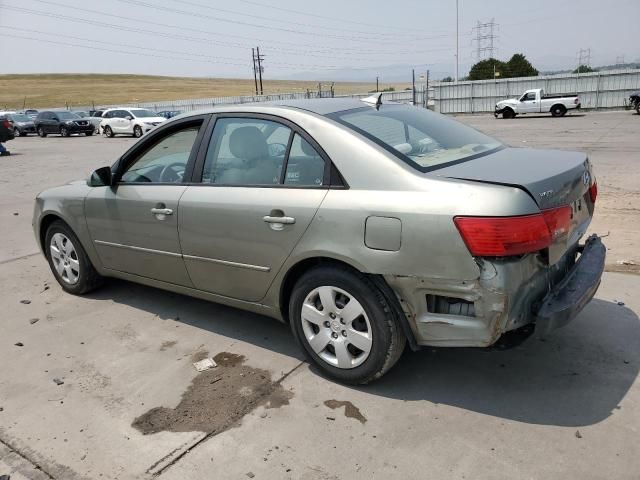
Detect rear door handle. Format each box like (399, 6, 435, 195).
(263, 215, 295, 224)
(151, 208, 173, 215)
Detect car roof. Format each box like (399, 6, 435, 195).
(260, 98, 366, 115)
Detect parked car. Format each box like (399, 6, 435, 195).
(33, 98, 604, 384)
(495, 89, 581, 118)
(100, 108, 166, 138)
(35, 111, 95, 137)
(7, 113, 36, 136)
(629, 90, 640, 114)
(157, 110, 183, 119)
(72, 111, 102, 133)
(0, 114, 15, 151)
(23, 109, 39, 120)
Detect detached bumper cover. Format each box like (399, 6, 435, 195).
(494, 107, 507, 117)
(534, 235, 605, 336)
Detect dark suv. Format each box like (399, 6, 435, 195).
(35, 111, 95, 137)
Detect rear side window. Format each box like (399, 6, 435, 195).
(284, 134, 325, 186)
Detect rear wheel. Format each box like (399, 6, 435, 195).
(133, 125, 143, 138)
(45, 220, 103, 295)
(551, 105, 566, 117)
(104, 125, 114, 138)
(37, 126, 47, 137)
(289, 266, 406, 384)
(502, 108, 515, 119)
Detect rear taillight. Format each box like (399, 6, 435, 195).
(454, 206, 572, 257)
(2, 120, 9, 129)
(589, 180, 597, 203)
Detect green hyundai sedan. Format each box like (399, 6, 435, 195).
(33, 98, 604, 384)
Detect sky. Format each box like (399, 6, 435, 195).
(0, 0, 638, 81)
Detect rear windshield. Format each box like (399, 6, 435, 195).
(9, 114, 31, 122)
(329, 104, 502, 172)
(130, 109, 157, 118)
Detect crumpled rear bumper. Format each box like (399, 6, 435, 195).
(533, 235, 605, 336)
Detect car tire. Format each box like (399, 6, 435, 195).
(14, 128, 23, 137)
(104, 125, 114, 138)
(551, 105, 566, 117)
(60, 126, 69, 137)
(133, 125, 143, 138)
(45, 220, 103, 295)
(37, 126, 47, 138)
(289, 266, 406, 384)
(502, 109, 515, 119)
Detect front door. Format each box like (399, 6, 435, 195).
(519, 92, 539, 113)
(85, 118, 207, 285)
(179, 116, 329, 302)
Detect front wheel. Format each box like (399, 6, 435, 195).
(14, 128, 23, 137)
(60, 126, 70, 137)
(133, 125, 143, 138)
(289, 266, 406, 384)
(45, 220, 103, 295)
(502, 109, 515, 119)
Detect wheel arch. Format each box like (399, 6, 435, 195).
(39, 213, 70, 252)
(278, 256, 419, 351)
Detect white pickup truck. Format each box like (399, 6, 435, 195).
(494, 88, 581, 119)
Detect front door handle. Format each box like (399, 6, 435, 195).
(151, 208, 173, 215)
(263, 215, 295, 224)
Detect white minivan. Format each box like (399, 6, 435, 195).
(100, 108, 166, 138)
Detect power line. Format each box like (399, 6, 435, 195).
(21, 1, 457, 57)
(172, 0, 435, 39)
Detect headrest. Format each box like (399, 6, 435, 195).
(229, 126, 267, 161)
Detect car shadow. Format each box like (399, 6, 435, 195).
(504, 114, 587, 120)
(88, 281, 638, 427)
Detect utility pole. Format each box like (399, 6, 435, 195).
(256, 46, 264, 95)
(412, 69, 416, 105)
(251, 48, 259, 96)
(455, 0, 459, 82)
(376, 76, 379, 92)
(425, 69, 430, 109)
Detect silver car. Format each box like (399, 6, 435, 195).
(32, 98, 605, 384)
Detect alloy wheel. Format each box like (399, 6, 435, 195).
(300, 286, 372, 369)
(49, 233, 80, 285)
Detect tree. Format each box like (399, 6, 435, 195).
(468, 58, 507, 80)
(506, 53, 538, 77)
(573, 64, 597, 74)
(441, 76, 454, 82)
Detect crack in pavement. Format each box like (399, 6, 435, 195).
(0, 436, 56, 479)
(151, 359, 305, 478)
(0, 251, 41, 265)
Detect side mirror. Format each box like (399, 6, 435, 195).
(88, 166, 113, 187)
(125, 115, 133, 121)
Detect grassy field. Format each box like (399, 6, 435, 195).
(0, 74, 410, 109)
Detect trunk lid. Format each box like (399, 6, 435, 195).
(436, 147, 595, 263)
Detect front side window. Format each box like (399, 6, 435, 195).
(330, 104, 502, 171)
(202, 118, 292, 185)
(521, 92, 536, 101)
(120, 125, 200, 183)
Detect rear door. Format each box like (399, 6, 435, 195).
(178, 114, 330, 302)
(85, 115, 209, 285)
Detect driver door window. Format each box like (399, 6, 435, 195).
(120, 126, 200, 183)
(202, 118, 292, 185)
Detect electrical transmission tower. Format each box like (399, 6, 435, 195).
(472, 18, 498, 60)
(576, 48, 591, 68)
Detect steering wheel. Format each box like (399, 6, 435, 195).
(159, 162, 186, 183)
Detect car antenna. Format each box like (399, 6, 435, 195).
(361, 92, 383, 110)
